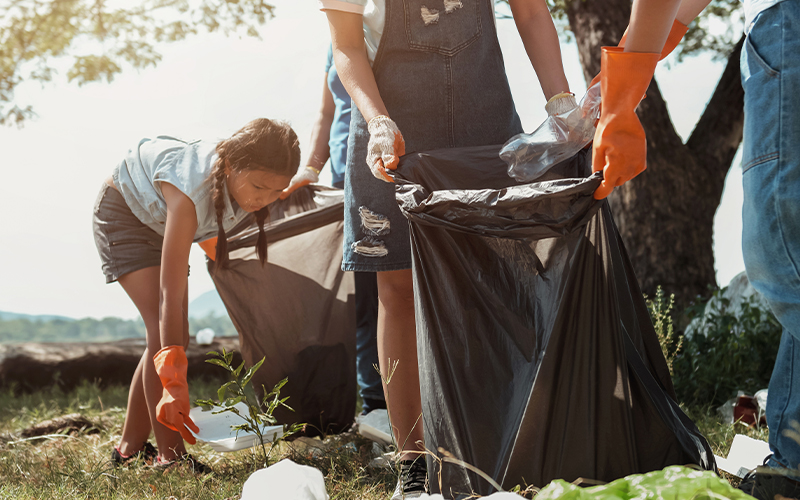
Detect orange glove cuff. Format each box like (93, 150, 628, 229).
(591, 19, 688, 89)
(618, 19, 688, 61)
(153, 345, 188, 386)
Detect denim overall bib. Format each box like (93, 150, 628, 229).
(343, 0, 523, 272)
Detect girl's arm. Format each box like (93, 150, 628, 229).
(676, 0, 712, 26)
(159, 182, 197, 348)
(624, 0, 683, 53)
(308, 73, 336, 172)
(509, 0, 570, 100)
(326, 10, 388, 123)
(281, 74, 336, 197)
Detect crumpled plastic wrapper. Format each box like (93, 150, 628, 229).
(501, 83, 601, 183)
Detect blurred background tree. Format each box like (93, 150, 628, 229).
(500, 0, 745, 310)
(0, 0, 275, 126)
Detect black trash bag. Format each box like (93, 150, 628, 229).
(393, 146, 715, 498)
(207, 186, 356, 436)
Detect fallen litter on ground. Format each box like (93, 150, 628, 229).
(714, 434, 772, 479)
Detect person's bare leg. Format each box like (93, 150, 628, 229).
(116, 351, 151, 456)
(377, 269, 423, 461)
(118, 266, 186, 461)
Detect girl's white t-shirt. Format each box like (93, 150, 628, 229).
(113, 136, 250, 243)
(318, 0, 385, 63)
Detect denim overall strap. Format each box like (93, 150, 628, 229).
(343, 0, 523, 272)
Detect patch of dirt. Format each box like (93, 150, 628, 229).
(20, 413, 102, 439)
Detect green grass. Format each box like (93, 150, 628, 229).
(0, 379, 395, 500)
(0, 381, 766, 499)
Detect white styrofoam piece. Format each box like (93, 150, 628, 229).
(241, 459, 330, 500)
(195, 327, 216, 345)
(189, 402, 283, 453)
(356, 409, 393, 446)
(714, 434, 772, 478)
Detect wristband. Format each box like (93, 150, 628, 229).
(306, 166, 321, 175)
(546, 92, 575, 104)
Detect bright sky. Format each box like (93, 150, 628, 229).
(0, 1, 745, 320)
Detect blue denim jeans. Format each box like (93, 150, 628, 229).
(353, 271, 386, 412)
(334, 180, 385, 412)
(740, 0, 800, 473)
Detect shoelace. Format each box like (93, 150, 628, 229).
(399, 458, 427, 494)
(739, 454, 775, 493)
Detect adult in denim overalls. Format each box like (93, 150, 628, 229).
(323, 0, 575, 496)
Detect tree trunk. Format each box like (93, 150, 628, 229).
(565, 0, 744, 308)
(0, 337, 241, 393)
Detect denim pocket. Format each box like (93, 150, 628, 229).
(404, 0, 481, 56)
(741, 32, 781, 173)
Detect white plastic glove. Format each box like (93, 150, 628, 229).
(280, 166, 319, 200)
(366, 115, 405, 183)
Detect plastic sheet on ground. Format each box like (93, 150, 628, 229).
(714, 434, 771, 478)
(189, 402, 283, 452)
(207, 186, 356, 436)
(356, 408, 393, 446)
(536, 466, 752, 500)
(393, 146, 715, 498)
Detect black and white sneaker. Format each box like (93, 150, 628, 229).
(391, 457, 428, 500)
(738, 455, 800, 500)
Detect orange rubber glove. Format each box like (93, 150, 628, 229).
(153, 345, 200, 444)
(589, 19, 688, 88)
(592, 47, 660, 200)
(198, 238, 217, 261)
(366, 115, 405, 183)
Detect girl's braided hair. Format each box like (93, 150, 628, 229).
(210, 118, 300, 272)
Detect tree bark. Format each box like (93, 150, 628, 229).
(565, 0, 744, 307)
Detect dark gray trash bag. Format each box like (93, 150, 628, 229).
(393, 146, 715, 498)
(206, 186, 356, 436)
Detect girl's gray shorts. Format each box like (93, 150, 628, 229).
(93, 183, 170, 283)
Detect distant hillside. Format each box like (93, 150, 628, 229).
(0, 289, 233, 343)
(0, 289, 235, 343)
(0, 311, 74, 322)
(188, 289, 228, 319)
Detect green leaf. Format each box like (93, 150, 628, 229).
(205, 358, 231, 370)
(241, 357, 265, 386)
(217, 381, 234, 402)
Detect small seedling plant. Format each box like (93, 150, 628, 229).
(195, 348, 304, 467)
